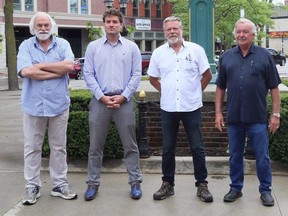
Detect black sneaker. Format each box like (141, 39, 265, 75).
(153, 181, 174, 200)
(260, 192, 274, 207)
(22, 186, 41, 205)
(224, 188, 243, 202)
(197, 183, 213, 202)
(51, 185, 77, 200)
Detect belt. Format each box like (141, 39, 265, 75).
(104, 93, 117, 96)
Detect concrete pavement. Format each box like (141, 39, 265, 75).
(1, 76, 288, 215)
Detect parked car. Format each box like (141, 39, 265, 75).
(267, 48, 286, 66)
(141, 52, 152, 75)
(214, 50, 224, 67)
(69, 57, 85, 80)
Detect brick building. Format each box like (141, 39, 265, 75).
(0, 0, 173, 73)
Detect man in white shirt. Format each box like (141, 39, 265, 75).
(148, 16, 213, 202)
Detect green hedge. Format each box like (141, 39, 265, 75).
(268, 93, 288, 166)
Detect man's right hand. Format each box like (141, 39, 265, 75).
(215, 112, 225, 132)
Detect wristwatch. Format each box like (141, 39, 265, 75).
(272, 113, 280, 118)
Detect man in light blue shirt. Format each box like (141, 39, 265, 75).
(83, 8, 142, 201)
(17, 12, 77, 205)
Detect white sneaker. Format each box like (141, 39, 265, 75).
(51, 185, 77, 200)
(22, 186, 41, 205)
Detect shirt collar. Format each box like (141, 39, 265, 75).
(165, 39, 185, 49)
(102, 35, 123, 46)
(234, 43, 257, 55)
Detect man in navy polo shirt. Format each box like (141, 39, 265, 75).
(215, 18, 281, 207)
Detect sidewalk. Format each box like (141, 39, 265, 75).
(1, 86, 288, 216)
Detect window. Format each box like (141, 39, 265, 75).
(81, 0, 88, 14)
(145, 0, 150, 18)
(70, 0, 78, 14)
(13, 0, 34, 11)
(13, 0, 21, 10)
(156, 0, 162, 18)
(133, 0, 138, 17)
(25, 0, 33, 11)
(70, 0, 88, 14)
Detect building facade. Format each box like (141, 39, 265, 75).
(266, 5, 288, 55)
(0, 0, 173, 73)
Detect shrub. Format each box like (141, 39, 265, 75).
(281, 78, 288, 87)
(268, 93, 288, 166)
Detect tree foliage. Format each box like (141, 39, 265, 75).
(168, 0, 281, 50)
(86, 22, 103, 41)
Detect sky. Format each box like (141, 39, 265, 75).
(273, 0, 285, 4)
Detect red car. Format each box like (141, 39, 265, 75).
(141, 52, 152, 75)
(69, 58, 84, 80)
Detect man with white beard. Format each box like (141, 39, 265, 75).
(148, 16, 213, 202)
(17, 12, 77, 205)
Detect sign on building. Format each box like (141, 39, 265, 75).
(135, 19, 151, 31)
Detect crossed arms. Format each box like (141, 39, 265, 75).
(20, 60, 73, 80)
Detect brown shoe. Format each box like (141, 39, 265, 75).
(153, 182, 174, 200)
(197, 183, 213, 202)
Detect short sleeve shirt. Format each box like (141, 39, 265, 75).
(216, 45, 281, 124)
(17, 36, 74, 117)
(148, 41, 210, 112)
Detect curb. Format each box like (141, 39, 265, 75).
(41, 156, 288, 176)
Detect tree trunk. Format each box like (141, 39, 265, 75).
(4, 0, 19, 90)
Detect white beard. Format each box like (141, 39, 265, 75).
(35, 31, 52, 41)
(167, 36, 181, 45)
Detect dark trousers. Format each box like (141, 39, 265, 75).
(160, 108, 208, 187)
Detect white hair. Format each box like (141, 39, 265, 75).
(163, 16, 183, 29)
(233, 18, 257, 37)
(29, 12, 57, 35)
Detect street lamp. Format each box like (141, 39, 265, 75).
(119, 0, 128, 15)
(103, 0, 114, 8)
(119, 0, 128, 36)
(240, 6, 244, 18)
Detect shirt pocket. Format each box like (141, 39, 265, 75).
(249, 62, 264, 76)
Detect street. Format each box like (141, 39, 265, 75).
(0, 63, 287, 91)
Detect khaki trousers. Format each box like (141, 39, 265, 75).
(23, 109, 69, 189)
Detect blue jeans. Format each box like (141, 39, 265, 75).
(228, 123, 272, 193)
(161, 109, 208, 187)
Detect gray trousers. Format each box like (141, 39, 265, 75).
(23, 109, 69, 188)
(87, 97, 142, 186)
